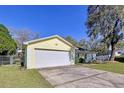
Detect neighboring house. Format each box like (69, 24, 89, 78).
(76, 47, 110, 62)
(115, 49, 124, 57)
(75, 47, 86, 59)
(115, 50, 121, 56)
(75, 47, 96, 63)
(24, 35, 75, 69)
(17, 49, 22, 56)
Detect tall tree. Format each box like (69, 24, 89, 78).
(79, 39, 87, 49)
(0, 24, 17, 55)
(79, 39, 107, 54)
(32, 32, 40, 40)
(86, 5, 124, 61)
(10, 29, 40, 50)
(116, 41, 124, 50)
(64, 36, 79, 47)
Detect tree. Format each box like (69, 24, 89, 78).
(32, 32, 40, 40)
(64, 36, 79, 47)
(79, 39, 88, 49)
(10, 29, 40, 50)
(79, 39, 107, 54)
(116, 41, 124, 49)
(86, 5, 124, 61)
(0, 24, 17, 55)
(91, 41, 108, 55)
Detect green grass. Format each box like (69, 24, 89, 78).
(0, 65, 53, 88)
(78, 62, 124, 74)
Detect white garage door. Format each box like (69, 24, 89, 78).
(35, 49, 71, 68)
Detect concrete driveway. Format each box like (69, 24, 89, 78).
(39, 65, 124, 88)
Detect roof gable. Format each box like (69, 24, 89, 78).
(24, 35, 74, 47)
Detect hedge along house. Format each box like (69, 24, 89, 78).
(24, 35, 75, 69)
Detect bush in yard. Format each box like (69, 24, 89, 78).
(79, 58, 85, 63)
(114, 56, 124, 62)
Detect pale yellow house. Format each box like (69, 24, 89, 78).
(24, 35, 75, 69)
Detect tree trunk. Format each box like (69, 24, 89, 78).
(109, 44, 116, 61)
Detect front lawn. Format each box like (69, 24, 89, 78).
(0, 65, 53, 88)
(79, 62, 124, 74)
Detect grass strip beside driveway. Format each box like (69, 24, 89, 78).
(0, 65, 53, 88)
(78, 62, 124, 74)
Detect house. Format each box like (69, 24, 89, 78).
(115, 49, 124, 57)
(24, 35, 75, 69)
(75, 47, 86, 58)
(115, 50, 121, 57)
(75, 47, 97, 63)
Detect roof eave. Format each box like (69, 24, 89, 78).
(23, 35, 74, 48)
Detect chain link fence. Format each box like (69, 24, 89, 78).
(0, 56, 14, 65)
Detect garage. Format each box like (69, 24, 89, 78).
(35, 49, 70, 68)
(24, 35, 75, 69)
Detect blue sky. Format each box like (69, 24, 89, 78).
(0, 5, 88, 41)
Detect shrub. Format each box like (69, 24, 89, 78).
(75, 56, 79, 64)
(115, 56, 124, 62)
(79, 58, 85, 63)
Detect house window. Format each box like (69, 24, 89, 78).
(118, 52, 121, 54)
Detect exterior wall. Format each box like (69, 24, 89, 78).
(70, 48, 75, 65)
(26, 38, 74, 69)
(24, 48, 27, 67)
(115, 51, 121, 57)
